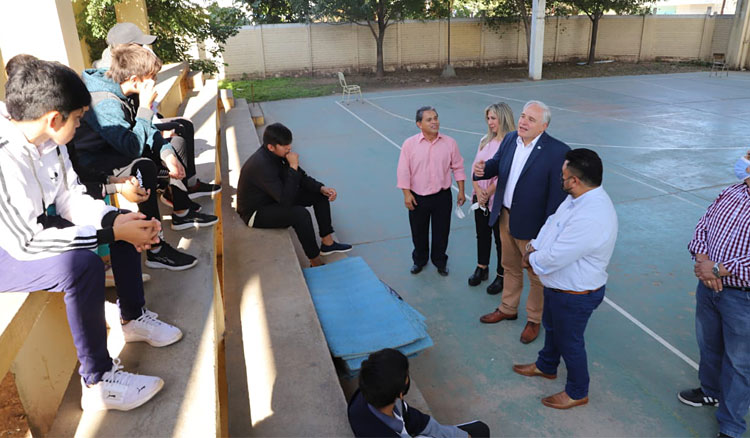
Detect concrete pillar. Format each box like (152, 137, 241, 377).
(0, 0, 85, 72)
(0, 48, 6, 100)
(71, 0, 93, 68)
(114, 0, 150, 34)
(727, 0, 750, 68)
(529, 0, 546, 80)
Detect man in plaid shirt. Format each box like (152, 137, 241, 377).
(679, 156, 750, 438)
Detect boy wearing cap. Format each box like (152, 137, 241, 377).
(72, 44, 218, 271)
(93, 22, 220, 202)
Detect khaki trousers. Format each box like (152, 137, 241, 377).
(498, 208, 543, 323)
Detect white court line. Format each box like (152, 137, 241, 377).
(335, 101, 459, 193)
(368, 89, 467, 101)
(470, 90, 580, 113)
(373, 84, 743, 138)
(364, 99, 748, 150)
(336, 100, 701, 371)
(364, 99, 485, 136)
(604, 297, 699, 370)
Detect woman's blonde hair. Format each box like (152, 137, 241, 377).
(479, 102, 515, 150)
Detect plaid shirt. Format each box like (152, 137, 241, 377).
(688, 183, 750, 288)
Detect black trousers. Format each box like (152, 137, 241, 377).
(110, 157, 192, 216)
(457, 420, 490, 438)
(155, 117, 196, 182)
(408, 188, 451, 269)
(252, 190, 333, 259)
(474, 195, 503, 275)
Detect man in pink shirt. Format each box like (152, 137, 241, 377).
(397, 106, 466, 276)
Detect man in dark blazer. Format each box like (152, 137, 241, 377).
(474, 101, 569, 344)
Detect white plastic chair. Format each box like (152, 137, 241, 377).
(338, 72, 362, 104)
(710, 53, 728, 77)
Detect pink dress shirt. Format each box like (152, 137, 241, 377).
(396, 133, 466, 196)
(471, 138, 501, 211)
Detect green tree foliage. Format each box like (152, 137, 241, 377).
(77, 0, 246, 74)
(477, 0, 562, 63)
(557, 0, 650, 64)
(314, 0, 444, 77)
(241, 0, 312, 23)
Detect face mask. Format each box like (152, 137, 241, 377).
(560, 175, 573, 194)
(454, 205, 466, 219)
(735, 156, 750, 182)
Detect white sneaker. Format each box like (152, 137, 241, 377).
(104, 265, 151, 288)
(80, 358, 164, 411)
(122, 309, 183, 347)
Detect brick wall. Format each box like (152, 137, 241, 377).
(223, 15, 734, 79)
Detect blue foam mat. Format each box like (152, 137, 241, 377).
(303, 257, 432, 361)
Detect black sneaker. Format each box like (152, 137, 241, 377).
(188, 179, 222, 199)
(678, 388, 719, 407)
(320, 241, 353, 255)
(171, 209, 218, 231)
(159, 189, 201, 212)
(145, 242, 197, 271)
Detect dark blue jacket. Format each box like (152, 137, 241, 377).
(478, 131, 569, 240)
(348, 390, 430, 437)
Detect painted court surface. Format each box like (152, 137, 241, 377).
(259, 72, 750, 437)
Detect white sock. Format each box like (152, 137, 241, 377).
(174, 210, 189, 217)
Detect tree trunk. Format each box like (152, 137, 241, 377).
(515, 0, 532, 62)
(587, 15, 600, 65)
(375, 0, 387, 77)
(376, 31, 385, 77)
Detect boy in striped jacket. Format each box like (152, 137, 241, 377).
(0, 57, 181, 411)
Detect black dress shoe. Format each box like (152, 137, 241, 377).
(486, 275, 504, 295)
(468, 266, 489, 286)
(410, 264, 425, 274)
(437, 267, 449, 276)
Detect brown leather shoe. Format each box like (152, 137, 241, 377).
(512, 363, 556, 379)
(479, 309, 518, 324)
(520, 321, 540, 344)
(541, 391, 589, 409)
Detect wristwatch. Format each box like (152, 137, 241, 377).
(712, 262, 721, 278)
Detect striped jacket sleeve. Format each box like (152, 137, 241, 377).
(0, 150, 111, 261)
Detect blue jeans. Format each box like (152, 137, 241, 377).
(696, 282, 750, 437)
(535, 286, 605, 400)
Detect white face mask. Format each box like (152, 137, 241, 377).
(735, 156, 750, 182)
(454, 205, 466, 219)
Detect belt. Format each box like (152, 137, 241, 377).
(726, 285, 750, 292)
(553, 288, 599, 295)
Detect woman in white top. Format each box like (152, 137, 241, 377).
(469, 103, 516, 294)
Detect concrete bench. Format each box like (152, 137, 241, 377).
(48, 79, 225, 437)
(0, 292, 77, 436)
(221, 98, 351, 436)
(155, 62, 190, 118)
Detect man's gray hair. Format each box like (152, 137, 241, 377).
(416, 106, 438, 123)
(523, 100, 551, 125)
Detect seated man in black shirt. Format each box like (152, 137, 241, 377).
(236, 123, 351, 266)
(348, 349, 490, 437)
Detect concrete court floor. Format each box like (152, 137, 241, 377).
(258, 71, 750, 437)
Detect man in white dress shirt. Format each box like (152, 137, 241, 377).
(512, 148, 618, 410)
